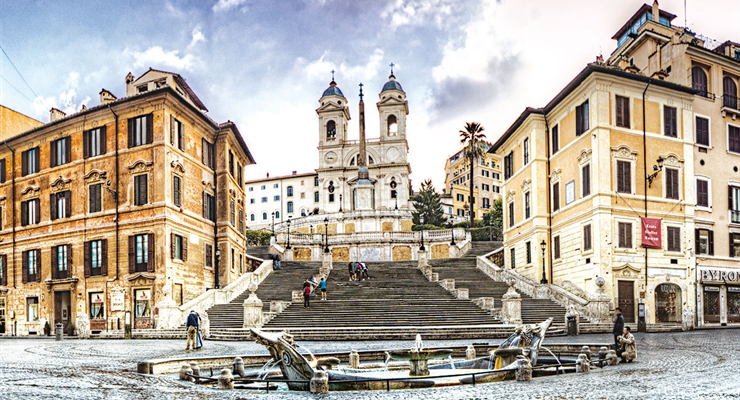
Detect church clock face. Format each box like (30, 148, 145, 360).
(324, 151, 338, 164)
(386, 147, 400, 162)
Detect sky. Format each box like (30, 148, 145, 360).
(1, 0, 739, 191)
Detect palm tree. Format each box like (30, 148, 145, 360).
(459, 122, 486, 228)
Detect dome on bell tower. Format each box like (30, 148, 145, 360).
(381, 74, 404, 93)
(321, 80, 345, 98)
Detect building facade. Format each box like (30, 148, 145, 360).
(443, 144, 502, 221)
(245, 171, 318, 230)
(0, 69, 254, 336)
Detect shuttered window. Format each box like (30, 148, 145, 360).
(84, 239, 107, 277)
(50, 190, 71, 220)
(173, 176, 182, 207)
(730, 233, 740, 258)
(696, 179, 709, 207)
(50, 137, 71, 167)
(202, 139, 215, 169)
(508, 201, 514, 228)
(0, 159, 7, 183)
(128, 114, 153, 148)
(696, 117, 710, 146)
(583, 224, 592, 251)
(552, 182, 560, 211)
(724, 76, 738, 109)
(664, 106, 677, 137)
(134, 175, 148, 206)
(582, 164, 591, 197)
(618, 222, 632, 249)
(171, 233, 188, 261)
(617, 160, 631, 193)
(129, 233, 154, 273)
(695, 229, 713, 255)
(615, 95, 630, 128)
(51, 244, 72, 279)
(692, 66, 708, 97)
(510, 248, 516, 269)
(170, 116, 185, 151)
(551, 125, 559, 154)
(665, 168, 679, 200)
(554, 236, 561, 259)
(21, 199, 40, 226)
(0, 254, 6, 286)
(525, 242, 531, 264)
(203, 192, 215, 221)
(83, 126, 106, 158)
(205, 244, 213, 268)
(21, 147, 40, 176)
(22, 249, 41, 283)
(667, 227, 681, 252)
(89, 184, 102, 213)
(576, 100, 589, 135)
(729, 125, 740, 154)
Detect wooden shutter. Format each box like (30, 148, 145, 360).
(67, 244, 73, 276)
(146, 114, 153, 144)
(202, 192, 207, 218)
(147, 233, 155, 272)
(65, 137, 71, 164)
(730, 233, 736, 258)
(170, 232, 176, 259)
(84, 241, 91, 277)
(182, 236, 188, 261)
(21, 151, 27, 176)
(626, 224, 632, 248)
(51, 246, 58, 279)
(730, 185, 734, 210)
(582, 164, 590, 197)
(174, 176, 181, 207)
(100, 126, 107, 155)
(553, 182, 560, 211)
(21, 201, 28, 226)
(127, 118, 134, 147)
(0, 255, 6, 286)
(101, 239, 108, 276)
(65, 191, 71, 217)
(35, 148, 40, 173)
(202, 139, 207, 164)
(83, 130, 90, 158)
(0, 159, 6, 183)
(576, 104, 583, 135)
(22, 251, 28, 283)
(50, 193, 57, 220)
(616, 96, 624, 127)
(128, 236, 135, 273)
(169, 115, 175, 145)
(709, 230, 714, 255)
(695, 229, 700, 254)
(554, 236, 560, 259)
(179, 121, 185, 151)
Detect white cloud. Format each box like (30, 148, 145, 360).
(189, 25, 206, 48)
(299, 49, 385, 84)
(381, 0, 454, 30)
(127, 46, 197, 71)
(30, 72, 91, 118)
(213, 0, 248, 13)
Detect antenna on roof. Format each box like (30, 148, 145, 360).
(684, 0, 687, 27)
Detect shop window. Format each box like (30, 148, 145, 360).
(655, 283, 681, 323)
(90, 292, 105, 320)
(728, 288, 740, 323)
(27, 297, 39, 322)
(703, 287, 720, 323)
(134, 289, 151, 319)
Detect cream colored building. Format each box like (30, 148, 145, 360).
(245, 171, 318, 230)
(443, 144, 502, 221)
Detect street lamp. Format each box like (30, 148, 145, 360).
(215, 247, 221, 289)
(420, 215, 426, 251)
(540, 240, 548, 284)
(488, 212, 493, 242)
(286, 218, 292, 249)
(323, 217, 330, 253)
(464, 204, 470, 233)
(449, 215, 456, 246)
(339, 194, 343, 212)
(646, 157, 664, 188)
(271, 212, 275, 236)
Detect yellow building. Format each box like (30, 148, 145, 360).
(0, 69, 254, 336)
(0, 105, 43, 140)
(443, 144, 502, 220)
(606, 1, 740, 326)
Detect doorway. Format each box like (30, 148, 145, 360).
(655, 283, 681, 323)
(54, 291, 71, 334)
(617, 280, 635, 323)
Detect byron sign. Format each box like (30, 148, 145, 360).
(641, 217, 662, 249)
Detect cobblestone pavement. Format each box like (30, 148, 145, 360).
(1, 330, 739, 399)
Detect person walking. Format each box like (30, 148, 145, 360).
(348, 261, 355, 281)
(185, 310, 199, 352)
(616, 326, 637, 363)
(361, 262, 370, 280)
(274, 253, 281, 270)
(303, 279, 311, 308)
(612, 307, 625, 350)
(319, 277, 327, 300)
(194, 312, 203, 351)
(356, 262, 364, 281)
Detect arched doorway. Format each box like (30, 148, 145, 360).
(655, 283, 682, 323)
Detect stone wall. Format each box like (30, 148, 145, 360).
(393, 245, 412, 261)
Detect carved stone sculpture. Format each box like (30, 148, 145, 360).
(218, 369, 234, 389)
(576, 353, 590, 373)
(310, 370, 329, 394)
(515, 355, 532, 381)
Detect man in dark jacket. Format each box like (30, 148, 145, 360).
(612, 308, 625, 350)
(186, 310, 199, 351)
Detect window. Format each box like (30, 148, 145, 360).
(665, 168, 679, 200)
(85, 239, 106, 277)
(274, 195, 280, 201)
(250, 213, 255, 221)
(730, 233, 740, 257)
(21, 147, 39, 176)
(667, 227, 681, 252)
(170, 116, 185, 151)
(84, 127, 106, 158)
(525, 242, 531, 264)
(724, 76, 738, 109)
(261, 197, 267, 203)
(248, 187, 254, 192)
(0, 254, 5, 286)
(300, 193, 305, 199)
(134, 175, 148, 206)
(731, 185, 740, 223)
(551, 125, 559, 154)
(482, 170, 490, 177)
(203, 193, 215, 221)
(52, 244, 71, 279)
(664, 106, 677, 137)
(696, 179, 709, 208)
(524, 192, 530, 219)
(696, 116, 710, 147)
(576, 100, 589, 135)
(483, 198, 491, 208)
(171, 233, 188, 261)
(231, 248, 235, 270)
(134, 289, 151, 318)
(329, 193, 335, 202)
(554, 236, 561, 259)
(260, 185, 266, 190)
(287, 201, 294, 213)
(128, 114, 152, 147)
(387, 115, 398, 136)
(287, 186, 294, 197)
(262, 212, 267, 220)
(504, 152, 514, 179)
(583, 224, 592, 251)
(50, 136, 71, 167)
(692, 66, 708, 97)
(615, 95, 630, 128)
(523, 138, 529, 165)
(173, 176, 182, 207)
(275, 211, 280, 219)
(250, 198, 255, 204)
(229, 150, 234, 177)
(50, 190, 71, 220)
(129, 233, 153, 273)
(508, 201, 514, 228)
(730, 125, 740, 154)
(314, 177, 319, 186)
(90, 292, 105, 320)
(695, 228, 713, 255)
(582, 164, 591, 197)
(482, 184, 490, 191)
(493, 173, 500, 180)
(21, 198, 40, 226)
(457, 194, 465, 202)
(239, 209, 244, 233)
(326, 120, 337, 139)
(22, 249, 40, 283)
(205, 244, 213, 268)
(314, 191, 319, 202)
(552, 182, 560, 211)
(510, 248, 516, 269)
(238, 163, 243, 186)
(617, 160, 631, 193)
(618, 222, 632, 249)
(230, 199, 235, 226)
(89, 184, 102, 213)
(202, 139, 215, 169)
(27, 297, 39, 322)
(273, 183, 279, 189)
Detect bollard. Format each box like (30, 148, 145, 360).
(606, 350, 619, 366)
(466, 345, 476, 360)
(233, 357, 246, 377)
(349, 350, 360, 369)
(576, 353, 590, 373)
(514, 355, 532, 381)
(55, 323, 63, 341)
(179, 364, 194, 382)
(190, 362, 201, 384)
(309, 370, 329, 394)
(217, 369, 234, 389)
(581, 346, 592, 360)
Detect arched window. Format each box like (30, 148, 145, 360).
(390, 177, 398, 198)
(300, 209, 306, 216)
(287, 186, 294, 197)
(692, 66, 708, 97)
(314, 176, 319, 186)
(326, 120, 336, 140)
(655, 283, 682, 323)
(724, 76, 738, 109)
(250, 213, 255, 221)
(314, 191, 319, 202)
(350, 156, 356, 166)
(275, 211, 280, 219)
(368, 156, 375, 165)
(287, 201, 293, 213)
(262, 212, 267, 220)
(387, 115, 398, 136)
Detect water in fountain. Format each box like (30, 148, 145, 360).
(542, 347, 562, 368)
(414, 334, 423, 352)
(257, 358, 282, 381)
(447, 355, 456, 370)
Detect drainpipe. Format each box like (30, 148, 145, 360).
(642, 80, 651, 296)
(3, 142, 15, 288)
(543, 114, 552, 284)
(213, 127, 222, 289)
(108, 105, 120, 281)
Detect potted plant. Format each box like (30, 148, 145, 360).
(66, 321, 74, 336)
(43, 321, 51, 336)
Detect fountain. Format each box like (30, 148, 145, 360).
(388, 334, 453, 376)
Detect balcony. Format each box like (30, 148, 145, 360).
(732, 209, 740, 224)
(722, 95, 740, 119)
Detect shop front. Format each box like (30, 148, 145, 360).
(697, 266, 740, 326)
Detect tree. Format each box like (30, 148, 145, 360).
(412, 179, 445, 226)
(459, 122, 487, 228)
(482, 198, 503, 241)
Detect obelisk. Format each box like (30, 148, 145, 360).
(354, 82, 374, 210)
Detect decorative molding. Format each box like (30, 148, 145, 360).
(506, 190, 516, 202)
(577, 149, 592, 164)
(202, 181, 215, 193)
(127, 272, 157, 283)
(612, 263, 642, 278)
(611, 145, 638, 160)
(521, 178, 531, 192)
(83, 169, 108, 183)
(550, 168, 562, 183)
(21, 186, 40, 199)
(170, 160, 186, 174)
(50, 176, 72, 193)
(229, 189, 236, 198)
(660, 153, 684, 168)
(128, 159, 154, 174)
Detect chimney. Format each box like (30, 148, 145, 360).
(99, 89, 118, 104)
(49, 107, 66, 122)
(266, 172, 270, 178)
(652, 0, 659, 23)
(292, 171, 297, 175)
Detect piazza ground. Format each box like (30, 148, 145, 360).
(0, 330, 739, 399)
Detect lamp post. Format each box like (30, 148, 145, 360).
(395, 196, 398, 210)
(339, 194, 343, 212)
(464, 204, 470, 233)
(419, 215, 426, 251)
(286, 218, 292, 249)
(540, 240, 548, 284)
(271, 212, 275, 237)
(488, 212, 493, 242)
(215, 247, 221, 289)
(449, 215, 456, 246)
(323, 217, 329, 253)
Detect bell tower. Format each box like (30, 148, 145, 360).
(377, 64, 408, 142)
(316, 71, 350, 148)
